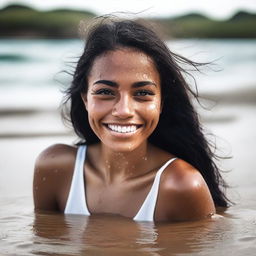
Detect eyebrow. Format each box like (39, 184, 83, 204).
(93, 80, 157, 88)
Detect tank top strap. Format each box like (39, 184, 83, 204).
(133, 157, 177, 222)
(64, 145, 91, 215)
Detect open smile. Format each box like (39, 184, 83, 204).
(104, 124, 142, 134)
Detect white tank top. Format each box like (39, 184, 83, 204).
(65, 145, 177, 221)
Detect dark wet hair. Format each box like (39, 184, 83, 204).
(63, 17, 229, 207)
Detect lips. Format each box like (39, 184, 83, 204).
(104, 124, 142, 134)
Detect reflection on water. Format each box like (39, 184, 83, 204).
(1, 194, 255, 256)
(32, 212, 227, 256)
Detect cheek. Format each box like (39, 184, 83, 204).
(87, 98, 112, 119)
(147, 102, 160, 111)
(144, 101, 161, 122)
(147, 99, 161, 114)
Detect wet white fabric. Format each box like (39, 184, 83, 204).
(64, 145, 90, 215)
(65, 145, 177, 221)
(133, 157, 177, 221)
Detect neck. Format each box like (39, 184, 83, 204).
(98, 142, 151, 183)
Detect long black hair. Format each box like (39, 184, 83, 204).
(63, 17, 229, 207)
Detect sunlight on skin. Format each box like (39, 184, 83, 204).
(82, 48, 162, 156)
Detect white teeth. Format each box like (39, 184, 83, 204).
(107, 125, 138, 133)
(131, 126, 136, 132)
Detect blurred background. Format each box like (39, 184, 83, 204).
(0, 0, 256, 200)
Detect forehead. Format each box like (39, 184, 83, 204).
(88, 48, 160, 81)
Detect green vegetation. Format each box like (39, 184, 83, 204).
(1, 4, 256, 38)
(152, 11, 256, 38)
(0, 4, 95, 38)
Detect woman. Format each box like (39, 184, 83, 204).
(33, 17, 228, 222)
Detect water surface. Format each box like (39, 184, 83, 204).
(0, 192, 255, 256)
(0, 39, 256, 255)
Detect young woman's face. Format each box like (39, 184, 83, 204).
(82, 48, 161, 152)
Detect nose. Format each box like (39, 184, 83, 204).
(112, 94, 134, 119)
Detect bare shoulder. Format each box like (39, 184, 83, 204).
(156, 158, 216, 222)
(33, 144, 78, 212)
(35, 143, 77, 170)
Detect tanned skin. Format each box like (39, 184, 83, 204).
(33, 48, 215, 222)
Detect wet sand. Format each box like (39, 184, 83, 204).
(200, 85, 256, 105)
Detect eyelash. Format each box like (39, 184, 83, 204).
(134, 90, 155, 96)
(91, 88, 114, 96)
(91, 88, 155, 98)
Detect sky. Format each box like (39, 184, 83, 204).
(1, 0, 256, 19)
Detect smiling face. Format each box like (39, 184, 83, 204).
(81, 48, 161, 152)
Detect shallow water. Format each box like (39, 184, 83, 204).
(0, 191, 256, 256)
(1, 39, 256, 255)
(0, 128, 256, 255)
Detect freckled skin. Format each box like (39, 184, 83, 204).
(33, 48, 215, 221)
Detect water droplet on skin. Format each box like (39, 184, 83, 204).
(35, 186, 38, 190)
(54, 169, 58, 173)
(42, 177, 46, 181)
(148, 103, 158, 110)
(142, 74, 147, 79)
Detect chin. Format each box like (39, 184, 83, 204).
(103, 141, 143, 153)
